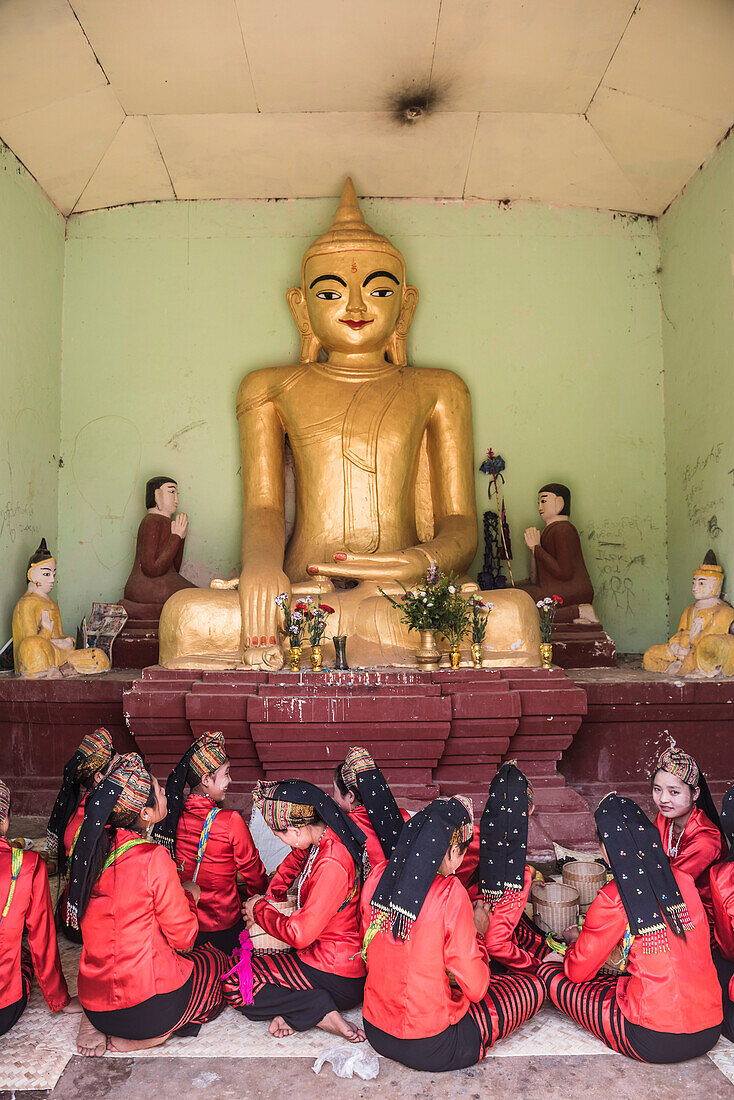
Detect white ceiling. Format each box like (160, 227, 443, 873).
(0, 0, 732, 217)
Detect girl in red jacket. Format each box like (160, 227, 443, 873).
(228, 779, 367, 1043)
(539, 793, 722, 1062)
(360, 796, 545, 1072)
(66, 753, 228, 1057)
(154, 731, 268, 953)
(333, 746, 409, 869)
(710, 784, 734, 1041)
(0, 778, 81, 1036)
(460, 762, 548, 973)
(46, 727, 117, 942)
(652, 745, 726, 924)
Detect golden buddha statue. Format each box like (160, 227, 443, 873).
(159, 180, 540, 669)
(12, 539, 110, 679)
(643, 551, 734, 676)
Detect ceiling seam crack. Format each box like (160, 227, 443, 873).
(66, 0, 112, 87)
(585, 1, 641, 115)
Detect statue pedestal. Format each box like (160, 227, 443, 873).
(113, 601, 162, 668)
(550, 605, 616, 669)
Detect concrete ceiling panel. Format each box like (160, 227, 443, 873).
(74, 116, 175, 212)
(0, 0, 106, 123)
(466, 112, 647, 212)
(432, 0, 637, 113)
(603, 0, 734, 124)
(235, 0, 441, 112)
(589, 86, 727, 215)
(70, 0, 258, 114)
(0, 86, 124, 215)
(151, 111, 478, 199)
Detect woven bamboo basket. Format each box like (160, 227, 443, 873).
(249, 899, 296, 954)
(562, 860, 606, 911)
(531, 881, 579, 936)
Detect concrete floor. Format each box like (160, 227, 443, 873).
(2, 1052, 733, 1100)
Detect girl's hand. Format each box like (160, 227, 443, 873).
(182, 881, 201, 905)
(562, 924, 581, 945)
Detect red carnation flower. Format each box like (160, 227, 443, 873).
(552, 595, 563, 604)
(319, 604, 335, 614)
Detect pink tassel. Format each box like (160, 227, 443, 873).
(222, 927, 254, 1006)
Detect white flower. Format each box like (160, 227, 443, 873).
(448, 586, 456, 594)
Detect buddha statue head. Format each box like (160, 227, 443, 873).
(287, 178, 418, 366)
(538, 482, 571, 523)
(26, 538, 56, 596)
(692, 549, 724, 601)
(146, 476, 179, 517)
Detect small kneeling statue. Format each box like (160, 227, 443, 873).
(122, 476, 195, 618)
(12, 539, 110, 679)
(643, 550, 734, 677)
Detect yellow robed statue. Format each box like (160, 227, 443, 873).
(159, 179, 541, 669)
(643, 550, 734, 677)
(12, 539, 110, 679)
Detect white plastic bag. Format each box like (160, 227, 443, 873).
(312, 1045, 379, 1080)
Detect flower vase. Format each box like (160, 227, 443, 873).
(415, 629, 441, 671)
(449, 644, 461, 670)
(289, 645, 302, 673)
(310, 644, 323, 672)
(333, 635, 349, 670)
(471, 642, 483, 669)
(540, 642, 553, 669)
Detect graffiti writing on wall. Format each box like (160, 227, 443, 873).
(583, 518, 653, 614)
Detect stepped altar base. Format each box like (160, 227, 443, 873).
(3, 664, 732, 861)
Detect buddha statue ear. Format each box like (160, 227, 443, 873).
(387, 285, 418, 366)
(287, 286, 322, 364)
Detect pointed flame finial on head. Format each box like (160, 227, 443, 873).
(301, 176, 406, 280)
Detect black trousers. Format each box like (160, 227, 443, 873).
(365, 1015, 481, 1072)
(0, 948, 33, 1037)
(712, 946, 734, 1043)
(195, 917, 245, 955)
(236, 954, 365, 1032)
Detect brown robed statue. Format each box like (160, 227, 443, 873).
(159, 180, 541, 669)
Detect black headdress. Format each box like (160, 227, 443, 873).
(66, 753, 152, 930)
(721, 784, 734, 862)
(478, 762, 531, 907)
(367, 795, 473, 942)
(253, 779, 366, 874)
(595, 793, 694, 953)
(46, 727, 114, 872)
(339, 746, 405, 860)
(152, 733, 228, 855)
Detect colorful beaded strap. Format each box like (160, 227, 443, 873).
(192, 808, 220, 884)
(0, 847, 24, 925)
(103, 837, 149, 871)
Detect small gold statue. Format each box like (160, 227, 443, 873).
(12, 539, 110, 679)
(643, 550, 734, 677)
(159, 180, 540, 669)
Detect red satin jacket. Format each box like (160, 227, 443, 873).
(564, 869, 721, 1033)
(456, 842, 539, 973)
(360, 865, 491, 1039)
(0, 838, 69, 1011)
(710, 860, 734, 1000)
(655, 807, 724, 921)
(78, 831, 198, 1013)
(174, 795, 268, 932)
(349, 805, 410, 872)
(255, 829, 365, 978)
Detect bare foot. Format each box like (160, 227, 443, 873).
(62, 995, 83, 1014)
(317, 1010, 366, 1043)
(77, 1013, 107, 1057)
(106, 1032, 171, 1052)
(268, 1015, 294, 1039)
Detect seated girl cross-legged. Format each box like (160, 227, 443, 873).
(66, 753, 228, 1056)
(539, 793, 722, 1063)
(360, 796, 545, 1073)
(226, 779, 367, 1042)
(332, 746, 409, 871)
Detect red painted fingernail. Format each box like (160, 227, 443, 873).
(334, 553, 347, 561)
(260, 635, 267, 645)
(308, 565, 319, 574)
(269, 635, 275, 644)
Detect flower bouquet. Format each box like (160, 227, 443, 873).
(536, 595, 563, 669)
(378, 562, 455, 635)
(467, 593, 493, 668)
(274, 592, 307, 648)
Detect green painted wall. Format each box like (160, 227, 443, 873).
(0, 141, 65, 644)
(59, 198, 668, 652)
(659, 133, 734, 629)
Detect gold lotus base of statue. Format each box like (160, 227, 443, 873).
(159, 585, 541, 671)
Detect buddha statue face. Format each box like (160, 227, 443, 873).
(692, 573, 721, 601)
(287, 178, 418, 365)
(28, 559, 56, 597)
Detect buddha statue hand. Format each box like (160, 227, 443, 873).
(307, 548, 429, 586)
(239, 563, 291, 649)
(210, 578, 240, 590)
